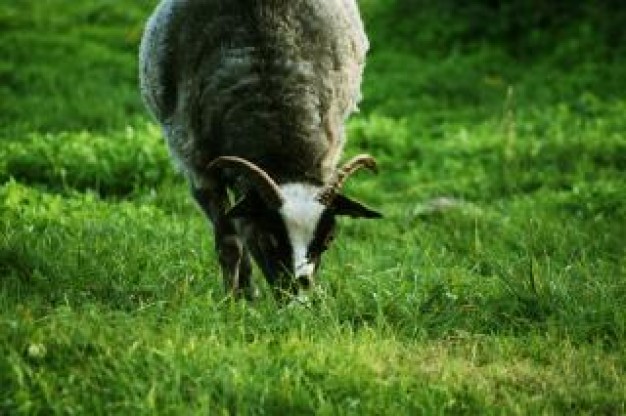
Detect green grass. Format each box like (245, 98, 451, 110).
(1, 0, 625, 414)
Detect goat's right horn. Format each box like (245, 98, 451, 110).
(207, 156, 284, 209)
(318, 154, 378, 205)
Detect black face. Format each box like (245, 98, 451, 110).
(237, 207, 336, 296)
(227, 191, 381, 297)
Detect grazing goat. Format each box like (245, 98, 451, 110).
(139, 0, 381, 300)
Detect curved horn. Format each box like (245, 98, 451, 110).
(207, 156, 284, 208)
(318, 154, 378, 205)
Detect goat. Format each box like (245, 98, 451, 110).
(139, 0, 381, 300)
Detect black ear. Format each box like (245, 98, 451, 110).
(331, 194, 383, 219)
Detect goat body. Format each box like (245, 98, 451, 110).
(140, 0, 380, 299)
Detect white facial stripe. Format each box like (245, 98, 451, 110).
(278, 183, 326, 277)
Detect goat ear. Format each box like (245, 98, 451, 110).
(331, 194, 382, 219)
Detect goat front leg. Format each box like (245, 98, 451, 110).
(191, 184, 255, 299)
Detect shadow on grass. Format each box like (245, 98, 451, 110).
(329, 271, 624, 348)
(0, 243, 164, 312)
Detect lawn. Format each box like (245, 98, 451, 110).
(1, 0, 625, 414)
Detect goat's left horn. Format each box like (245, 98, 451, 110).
(318, 154, 378, 205)
(207, 156, 284, 209)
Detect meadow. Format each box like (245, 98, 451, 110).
(1, 1, 625, 414)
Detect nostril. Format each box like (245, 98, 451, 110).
(297, 275, 312, 289)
